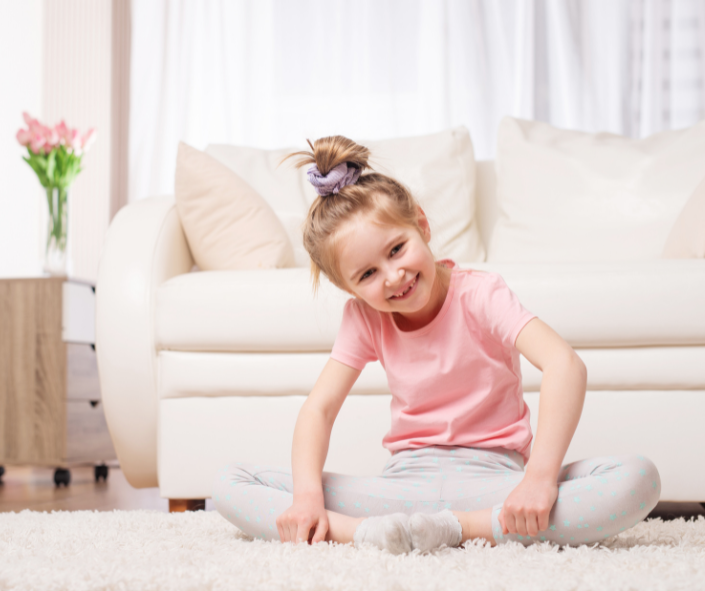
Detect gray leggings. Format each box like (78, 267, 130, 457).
(212, 445, 661, 547)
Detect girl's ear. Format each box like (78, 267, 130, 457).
(416, 206, 432, 243)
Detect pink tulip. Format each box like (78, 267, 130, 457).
(19, 112, 97, 157)
(43, 124, 60, 148)
(65, 128, 82, 151)
(16, 128, 32, 147)
(25, 114, 42, 135)
(81, 128, 97, 151)
(55, 120, 68, 143)
(29, 132, 46, 154)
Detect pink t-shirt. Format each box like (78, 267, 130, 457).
(330, 259, 537, 465)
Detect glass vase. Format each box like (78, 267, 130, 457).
(43, 186, 69, 276)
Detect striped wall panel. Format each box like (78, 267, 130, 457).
(43, 0, 116, 283)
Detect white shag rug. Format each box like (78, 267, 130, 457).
(0, 510, 704, 591)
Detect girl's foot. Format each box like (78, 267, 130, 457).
(353, 513, 414, 555)
(408, 510, 463, 552)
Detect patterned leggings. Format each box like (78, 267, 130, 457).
(212, 445, 661, 547)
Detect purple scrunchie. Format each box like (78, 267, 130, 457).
(307, 162, 361, 196)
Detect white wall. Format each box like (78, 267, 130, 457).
(0, 0, 44, 277)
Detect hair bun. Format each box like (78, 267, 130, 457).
(307, 161, 361, 196)
(279, 135, 371, 197)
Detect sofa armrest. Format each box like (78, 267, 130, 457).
(96, 196, 194, 488)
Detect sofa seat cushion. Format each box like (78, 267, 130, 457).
(157, 347, 705, 401)
(155, 260, 705, 352)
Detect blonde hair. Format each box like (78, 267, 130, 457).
(280, 135, 427, 295)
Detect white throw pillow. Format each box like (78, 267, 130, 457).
(174, 142, 295, 270)
(488, 117, 705, 262)
(662, 173, 705, 258)
(205, 126, 485, 265)
(204, 144, 314, 217)
(363, 127, 484, 263)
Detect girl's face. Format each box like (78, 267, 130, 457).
(337, 208, 444, 324)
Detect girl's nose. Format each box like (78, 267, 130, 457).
(385, 268, 405, 287)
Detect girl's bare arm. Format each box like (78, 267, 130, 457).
(292, 358, 362, 496)
(515, 318, 588, 482)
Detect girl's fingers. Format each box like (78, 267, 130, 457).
(525, 513, 539, 537)
(538, 511, 550, 532)
(499, 508, 510, 534)
(505, 511, 516, 534)
(311, 520, 327, 544)
(506, 512, 544, 537)
(296, 523, 310, 544)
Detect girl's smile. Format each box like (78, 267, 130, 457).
(389, 272, 419, 300)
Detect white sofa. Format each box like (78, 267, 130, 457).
(96, 128, 705, 508)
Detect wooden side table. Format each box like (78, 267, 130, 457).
(0, 277, 116, 486)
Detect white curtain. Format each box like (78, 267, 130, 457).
(129, 0, 705, 203)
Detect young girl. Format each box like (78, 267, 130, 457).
(212, 135, 661, 554)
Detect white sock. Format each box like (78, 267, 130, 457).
(353, 513, 414, 555)
(409, 510, 463, 552)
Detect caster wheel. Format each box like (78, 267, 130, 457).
(54, 468, 71, 487)
(94, 464, 109, 483)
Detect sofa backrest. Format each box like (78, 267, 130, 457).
(200, 118, 705, 266)
(487, 116, 705, 263)
(475, 160, 498, 256)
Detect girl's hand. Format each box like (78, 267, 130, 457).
(276, 493, 329, 545)
(498, 474, 559, 537)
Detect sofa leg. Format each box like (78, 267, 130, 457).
(169, 499, 206, 512)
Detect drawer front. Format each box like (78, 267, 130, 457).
(62, 281, 95, 344)
(67, 343, 101, 401)
(65, 400, 116, 463)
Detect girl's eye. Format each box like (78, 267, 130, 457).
(391, 242, 405, 256)
(360, 269, 373, 281)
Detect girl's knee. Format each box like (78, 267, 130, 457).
(619, 454, 661, 513)
(636, 454, 661, 500)
(627, 454, 660, 481)
(212, 461, 256, 498)
(615, 453, 660, 479)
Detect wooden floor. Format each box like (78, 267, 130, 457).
(1, 464, 703, 521)
(0, 464, 216, 513)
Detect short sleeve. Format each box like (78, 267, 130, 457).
(476, 272, 536, 349)
(330, 298, 379, 370)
